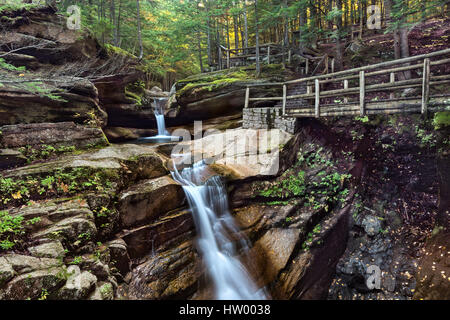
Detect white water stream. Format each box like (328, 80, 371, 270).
(170, 158, 267, 300)
(153, 97, 169, 136)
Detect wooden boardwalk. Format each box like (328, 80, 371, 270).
(244, 48, 450, 118)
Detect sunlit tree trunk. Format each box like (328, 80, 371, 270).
(244, 2, 249, 51)
(136, 0, 143, 60)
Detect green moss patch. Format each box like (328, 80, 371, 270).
(176, 64, 285, 98)
(433, 111, 450, 130)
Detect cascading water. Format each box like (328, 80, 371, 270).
(171, 155, 267, 300)
(153, 97, 169, 136)
(137, 97, 180, 143)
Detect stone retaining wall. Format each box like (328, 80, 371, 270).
(242, 107, 299, 134)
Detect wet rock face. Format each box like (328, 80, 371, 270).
(171, 66, 290, 124)
(0, 122, 108, 150)
(127, 240, 202, 300)
(0, 80, 107, 127)
(118, 175, 185, 228)
(225, 124, 356, 299)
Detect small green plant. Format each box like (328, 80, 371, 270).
(0, 210, 25, 250)
(302, 224, 322, 250)
(350, 130, 364, 141)
(69, 256, 83, 265)
(354, 115, 369, 123)
(38, 289, 49, 301)
(416, 127, 436, 148)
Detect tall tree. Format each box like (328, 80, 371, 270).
(136, 0, 143, 60)
(254, 0, 260, 76)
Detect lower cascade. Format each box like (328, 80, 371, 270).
(171, 157, 267, 300)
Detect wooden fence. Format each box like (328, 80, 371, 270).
(244, 48, 450, 118)
(217, 43, 292, 69)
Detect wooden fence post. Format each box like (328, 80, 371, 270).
(331, 58, 335, 73)
(315, 79, 320, 118)
(390, 72, 395, 100)
(267, 46, 270, 64)
(305, 59, 309, 75)
(422, 58, 430, 114)
(343, 80, 348, 103)
(226, 49, 230, 69)
(244, 87, 250, 109)
(359, 70, 365, 116)
(218, 47, 222, 70)
(282, 84, 287, 116)
(288, 49, 291, 64)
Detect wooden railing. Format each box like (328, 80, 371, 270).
(244, 48, 450, 118)
(217, 43, 292, 70)
(215, 43, 338, 76)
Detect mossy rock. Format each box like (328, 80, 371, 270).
(433, 111, 450, 130)
(176, 64, 286, 99)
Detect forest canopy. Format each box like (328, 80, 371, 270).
(4, 0, 449, 79)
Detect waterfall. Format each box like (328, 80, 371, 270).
(137, 97, 180, 143)
(153, 97, 169, 137)
(171, 156, 267, 300)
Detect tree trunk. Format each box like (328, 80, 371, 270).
(116, 0, 122, 47)
(206, 3, 213, 68)
(282, 0, 288, 66)
(255, 0, 260, 76)
(299, 5, 306, 55)
(136, 0, 143, 60)
(244, 3, 249, 52)
(110, 0, 118, 46)
(197, 30, 204, 73)
(399, 26, 411, 79)
(335, 0, 344, 71)
(233, 3, 239, 50)
(226, 12, 231, 51)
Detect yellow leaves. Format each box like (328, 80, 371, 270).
(11, 191, 22, 199)
(19, 74, 25, 77)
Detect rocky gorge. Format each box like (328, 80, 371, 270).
(0, 5, 448, 301)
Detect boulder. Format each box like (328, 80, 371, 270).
(0, 149, 27, 169)
(55, 266, 97, 300)
(127, 240, 202, 300)
(0, 259, 15, 287)
(2, 144, 167, 183)
(173, 65, 289, 123)
(103, 127, 157, 143)
(118, 175, 185, 228)
(120, 209, 194, 259)
(171, 128, 292, 180)
(88, 282, 114, 300)
(0, 80, 107, 127)
(106, 239, 131, 276)
(28, 241, 66, 259)
(7, 198, 97, 248)
(0, 254, 62, 275)
(252, 228, 301, 284)
(0, 122, 109, 149)
(0, 254, 66, 300)
(0, 267, 66, 300)
(362, 215, 382, 236)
